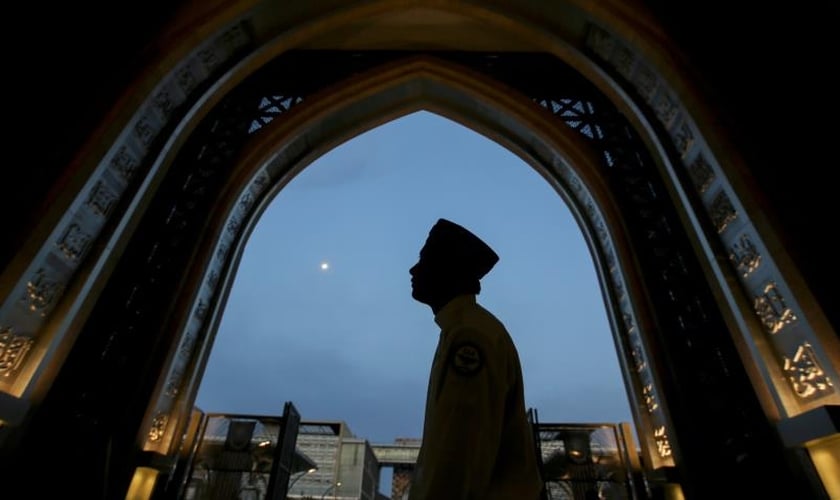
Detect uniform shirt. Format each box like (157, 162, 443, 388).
(409, 294, 543, 500)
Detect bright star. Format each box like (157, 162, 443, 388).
(320, 262, 330, 271)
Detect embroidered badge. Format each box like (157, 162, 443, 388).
(451, 342, 483, 375)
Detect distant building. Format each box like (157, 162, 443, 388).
(180, 410, 641, 500)
(289, 421, 381, 500)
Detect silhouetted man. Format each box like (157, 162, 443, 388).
(408, 218, 543, 500)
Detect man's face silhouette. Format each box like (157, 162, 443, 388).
(409, 243, 452, 306)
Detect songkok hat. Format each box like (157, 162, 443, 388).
(424, 218, 499, 279)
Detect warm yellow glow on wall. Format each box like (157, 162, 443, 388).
(125, 467, 159, 500)
(807, 434, 840, 498)
(662, 483, 685, 500)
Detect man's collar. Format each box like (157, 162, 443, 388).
(434, 294, 476, 330)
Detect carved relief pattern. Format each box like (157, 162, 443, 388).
(219, 23, 249, 52)
(604, 245, 617, 271)
(553, 151, 680, 463)
(216, 243, 230, 261)
(198, 48, 220, 72)
(0, 327, 34, 378)
(709, 190, 737, 233)
(632, 64, 658, 101)
(642, 384, 658, 413)
(544, 120, 674, 466)
(195, 299, 208, 321)
(176, 66, 199, 96)
(688, 155, 715, 194)
(631, 344, 647, 375)
(251, 170, 270, 195)
(783, 343, 834, 399)
(57, 223, 92, 262)
(239, 191, 254, 211)
(207, 268, 220, 289)
(729, 234, 761, 278)
(653, 92, 679, 129)
(226, 212, 243, 236)
(153, 87, 179, 120)
(148, 413, 168, 442)
(22, 268, 63, 316)
(179, 331, 196, 358)
(166, 353, 188, 396)
(586, 25, 616, 62)
(133, 112, 160, 148)
(654, 426, 673, 458)
(142, 25, 257, 447)
(753, 282, 797, 334)
(86, 181, 117, 217)
(109, 146, 140, 183)
(612, 45, 635, 80)
(164, 374, 182, 399)
(672, 121, 695, 158)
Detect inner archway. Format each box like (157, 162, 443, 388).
(195, 110, 635, 497)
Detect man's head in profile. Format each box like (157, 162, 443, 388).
(409, 218, 499, 313)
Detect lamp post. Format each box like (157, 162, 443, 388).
(287, 467, 317, 495)
(320, 481, 341, 499)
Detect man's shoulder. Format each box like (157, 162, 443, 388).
(454, 303, 510, 344)
(469, 301, 508, 330)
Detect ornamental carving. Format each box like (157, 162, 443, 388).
(612, 45, 634, 80)
(672, 121, 694, 158)
(0, 328, 33, 377)
(226, 213, 243, 235)
(198, 48, 220, 70)
(164, 379, 180, 399)
(783, 343, 834, 399)
(165, 366, 185, 398)
(653, 92, 679, 129)
(654, 426, 672, 458)
(753, 282, 797, 334)
(207, 269, 220, 289)
(251, 171, 269, 194)
(134, 114, 158, 147)
(604, 245, 617, 270)
(153, 87, 178, 119)
(110, 146, 140, 182)
(632, 64, 657, 101)
(57, 223, 92, 262)
(586, 26, 615, 61)
(176, 66, 198, 95)
(216, 243, 229, 261)
(709, 190, 737, 233)
(179, 331, 197, 358)
(643, 383, 658, 413)
(86, 181, 116, 217)
(594, 219, 608, 242)
(148, 413, 168, 442)
(195, 299, 208, 320)
(23, 268, 62, 316)
(729, 234, 761, 278)
(622, 310, 635, 333)
(239, 191, 254, 211)
(688, 155, 714, 194)
(630, 339, 646, 374)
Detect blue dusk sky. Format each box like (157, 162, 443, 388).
(195, 109, 633, 459)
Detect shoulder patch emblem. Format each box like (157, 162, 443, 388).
(451, 342, 483, 376)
